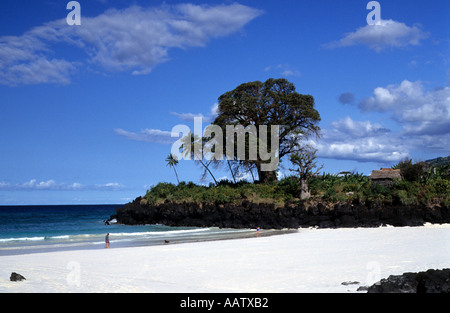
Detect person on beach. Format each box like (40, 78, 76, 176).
(105, 233, 110, 248)
(256, 227, 260, 237)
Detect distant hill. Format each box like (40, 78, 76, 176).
(425, 156, 450, 167)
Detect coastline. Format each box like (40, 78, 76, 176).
(0, 226, 294, 257)
(115, 197, 450, 229)
(1, 223, 449, 293)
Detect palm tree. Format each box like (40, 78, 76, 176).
(165, 153, 180, 184)
(179, 133, 218, 185)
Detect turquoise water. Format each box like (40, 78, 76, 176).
(0, 205, 122, 240)
(0, 205, 255, 255)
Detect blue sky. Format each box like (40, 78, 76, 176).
(0, 0, 448, 204)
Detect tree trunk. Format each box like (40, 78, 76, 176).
(258, 169, 277, 183)
(300, 178, 311, 200)
(249, 167, 256, 182)
(173, 166, 180, 184)
(227, 160, 236, 184)
(200, 160, 218, 185)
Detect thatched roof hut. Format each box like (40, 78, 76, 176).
(370, 168, 401, 187)
(370, 168, 401, 180)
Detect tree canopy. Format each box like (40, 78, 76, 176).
(213, 78, 321, 182)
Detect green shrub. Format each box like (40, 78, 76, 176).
(141, 171, 449, 207)
(432, 178, 450, 195)
(278, 176, 301, 198)
(394, 189, 417, 206)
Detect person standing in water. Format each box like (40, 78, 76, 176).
(256, 227, 260, 237)
(105, 233, 110, 248)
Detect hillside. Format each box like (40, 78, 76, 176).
(425, 156, 450, 168)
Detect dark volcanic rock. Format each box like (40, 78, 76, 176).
(114, 197, 449, 229)
(10, 272, 26, 282)
(367, 269, 450, 293)
(341, 281, 360, 286)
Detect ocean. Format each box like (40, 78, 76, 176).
(0, 205, 256, 256)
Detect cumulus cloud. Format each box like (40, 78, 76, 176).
(317, 138, 409, 163)
(314, 117, 407, 163)
(325, 19, 429, 51)
(21, 179, 59, 190)
(0, 3, 262, 86)
(319, 80, 450, 164)
(329, 117, 390, 138)
(359, 80, 450, 139)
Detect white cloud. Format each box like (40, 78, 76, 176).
(359, 80, 422, 112)
(281, 70, 300, 77)
(170, 103, 219, 123)
(21, 179, 57, 189)
(320, 80, 450, 164)
(0, 31, 77, 86)
(116, 103, 219, 144)
(114, 128, 176, 145)
(359, 80, 450, 139)
(326, 19, 429, 51)
(329, 117, 390, 138)
(210, 103, 219, 119)
(0, 3, 263, 86)
(0, 179, 125, 191)
(0, 57, 76, 86)
(314, 117, 408, 164)
(264, 63, 300, 77)
(170, 112, 209, 122)
(172, 3, 263, 42)
(0, 182, 11, 188)
(316, 136, 409, 164)
(68, 182, 84, 190)
(94, 182, 125, 191)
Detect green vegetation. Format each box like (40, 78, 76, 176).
(143, 180, 291, 207)
(144, 158, 449, 208)
(168, 78, 322, 192)
(152, 78, 449, 209)
(308, 173, 448, 207)
(425, 156, 450, 168)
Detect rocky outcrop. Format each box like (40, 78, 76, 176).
(367, 269, 450, 293)
(10, 272, 26, 282)
(114, 197, 450, 229)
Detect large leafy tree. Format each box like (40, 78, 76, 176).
(213, 78, 321, 183)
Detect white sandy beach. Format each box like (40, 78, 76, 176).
(0, 224, 449, 293)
